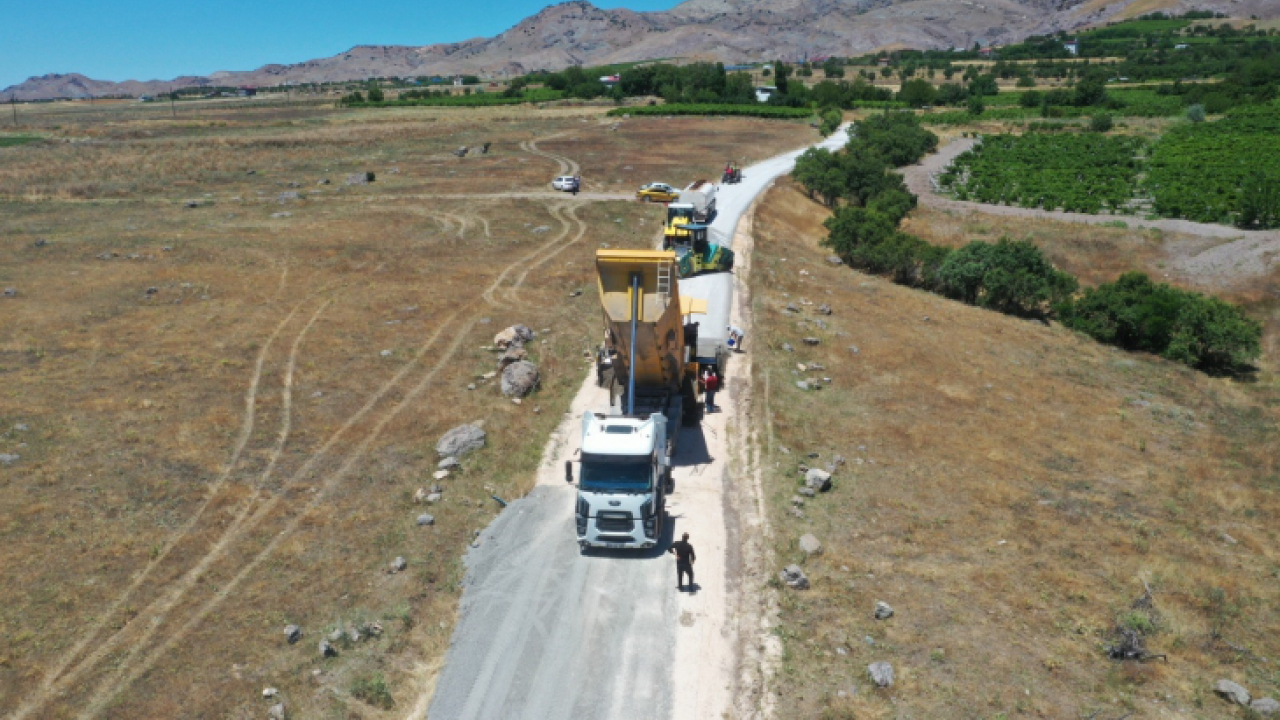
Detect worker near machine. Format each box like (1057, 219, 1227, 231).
(726, 324, 745, 352)
(669, 532, 696, 590)
(702, 368, 718, 413)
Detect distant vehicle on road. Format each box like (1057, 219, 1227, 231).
(636, 182, 680, 203)
(552, 175, 581, 192)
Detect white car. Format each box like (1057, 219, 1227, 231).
(552, 175, 581, 192)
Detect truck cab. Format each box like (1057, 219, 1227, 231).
(572, 412, 672, 549)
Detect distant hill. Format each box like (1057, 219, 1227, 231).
(6, 0, 1277, 100)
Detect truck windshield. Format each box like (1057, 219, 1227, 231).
(579, 454, 653, 493)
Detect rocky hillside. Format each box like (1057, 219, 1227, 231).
(6, 0, 1276, 100)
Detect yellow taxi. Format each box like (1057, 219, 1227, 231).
(635, 182, 680, 203)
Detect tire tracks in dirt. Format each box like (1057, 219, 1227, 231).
(9, 297, 312, 720)
(54, 184, 600, 718)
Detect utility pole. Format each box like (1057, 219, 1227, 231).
(10, 94, 16, 126)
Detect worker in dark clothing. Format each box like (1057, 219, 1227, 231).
(669, 532, 696, 590)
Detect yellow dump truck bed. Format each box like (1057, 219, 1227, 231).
(595, 249, 688, 392)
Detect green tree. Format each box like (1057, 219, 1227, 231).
(1090, 112, 1114, 132)
(818, 108, 843, 137)
(935, 238, 1076, 315)
(1165, 295, 1262, 371)
(366, 86, 385, 102)
(967, 95, 985, 115)
(1019, 90, 1042, 108)
(792, 148, 847, 206)
(897, 78, 937, 107)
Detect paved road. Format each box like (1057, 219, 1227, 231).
(427, 126, 849, 720)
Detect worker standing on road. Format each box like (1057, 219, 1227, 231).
(726, 325, 745, 352)
(702, 368, 718, 413)
(669, 533, 696, 590)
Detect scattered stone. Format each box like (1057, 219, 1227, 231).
(246, 169, 257, 175)
(438, 456, 461, 470)
(826, 255, 844, 265)
(817, 303, 832, 315)
(34, 239, 47, 247)
(433, 469, 450, 480)
(802, 337, 821, 346)
(454, 146, 469, 157)
(318, 178, 331, 185)
(779, 564, 810, 590)
(263, 687, 279, 699)
(781, 343, 794, 353)
(345, 172, 374, 185)
(362, 620, 383, 637)
(501, 361, 540, 398)
(284, 624, 302, 644)
(319, 640, 337, 657)
(2, 288, 15, 298)
(388, 556, 408, 573)
(162, 246, 172, 252)
(327, 628, 344, 642)
(0, 454, 20, 465)
(268, 703, 286, 720)
(417, 513, 435, 526)
(791, 496, 805, 506)
(278, 191, 300, 201)
(380, 349, 392, 357)
(805, 468, 833, 492)
(868, 662, 894, 688)
(796, 380, 810, 391)
(185, 200, 200, 208)
(874, 601, 894, 620)
(1221, 531, 1238, 545)
(426, 493, 442, 504)
(1215, 679, 1251, 706)
(493, 324, 534, 349)
(436, 424, 486, 458)
(145, 286, 158, 295)
(848, 345, 860, 354)
(13, 424, 29, 432)
(270, 211, 292, 218)
(1252, 698, 1280, 715)
(799, 534, 822, 555)
(347, 626, 361, 642)
(785, 303, 800, 313)
(790, 507, 805, 518)
(499, 345, 528, 368)
(798, 487, 816, 498)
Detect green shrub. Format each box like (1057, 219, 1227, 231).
(967, 95, 986, 116)
(351, 673, 394, 709)
(935, 238, 1077, 315)
(366, 86, 384, 103)
(819, 108, 843, 137)
(1185, 103, 1206, 122)
(1090, 112, 1114, 132)
(1057, 272, 1261, 371)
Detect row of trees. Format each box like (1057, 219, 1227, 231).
(791, 110, 1261, 372)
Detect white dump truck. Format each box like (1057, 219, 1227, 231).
(675, 179, 717, 222)
(567, 249, 707, 550)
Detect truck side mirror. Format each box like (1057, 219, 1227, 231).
(565, 460, 574, 484)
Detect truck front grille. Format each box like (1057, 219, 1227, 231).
(596, 512, 634, 532)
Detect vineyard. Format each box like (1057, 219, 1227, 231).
(607, 104, 812, 118)
(1147, 105, 1280, 226)
(939, 133, 1145, 214)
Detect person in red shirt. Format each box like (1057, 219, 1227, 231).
(702, 368, 719, 412)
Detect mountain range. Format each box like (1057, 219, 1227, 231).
(6, 0, 1276, 100)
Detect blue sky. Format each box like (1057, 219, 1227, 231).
(2, 0, 679, 90)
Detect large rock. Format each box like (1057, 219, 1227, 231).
(0, 454, 19, 465)
(501, 361, 540, 398)
(1252, 698, 1280, 715)
(319, 639, 337, 657)
(436, 424, 486, 458)
(799, 534, 822, 555)
(780, 564, 809, 590)
(499, 344, 528, 368)
(874, 601, 894, 620)
(868, 662, 894, 688)
(1215, 679, 1251, 706)
(284, 624, 302, 644)
(493, 324, 534, 349)
(805, 468, 832, 492)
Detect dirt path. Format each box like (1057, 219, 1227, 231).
(905, 138, 1280, 286)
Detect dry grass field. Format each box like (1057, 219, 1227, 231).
(0, 105, 815, 718)
(749, 179, 1280, 718)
